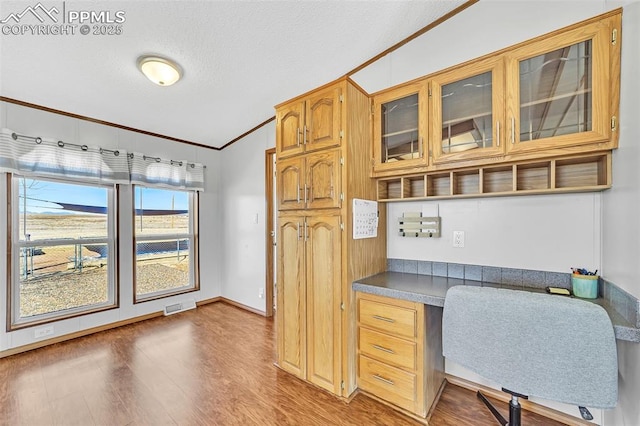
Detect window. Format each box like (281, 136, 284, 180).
(134, 186, 199, 302)
(9, 175, 117, 329)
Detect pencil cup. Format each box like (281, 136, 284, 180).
(571, 274, 599, 299)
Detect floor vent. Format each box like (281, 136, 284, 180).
(163, 299, 197, 316)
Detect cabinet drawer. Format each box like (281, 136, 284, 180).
(359, 327, 416, 370)
(358, 355, 417, 412)
(359, 299, 416, 339)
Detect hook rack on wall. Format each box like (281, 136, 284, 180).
(398, 212, 441, 238)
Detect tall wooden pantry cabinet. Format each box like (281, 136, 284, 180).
(275, 77, 387, 396)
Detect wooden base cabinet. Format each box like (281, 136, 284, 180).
(276, 217, 305, 378)
(356, 292, 444, 418)
(277, 213, 342, 393)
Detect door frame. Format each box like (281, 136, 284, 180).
(265, 148, 276, 317)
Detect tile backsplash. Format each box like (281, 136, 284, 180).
(602, 278, 640, 329)
(387, 259, 571, 290)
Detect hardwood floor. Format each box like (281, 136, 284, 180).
(0, 302, 565, 425)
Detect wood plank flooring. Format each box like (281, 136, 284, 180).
(0, 302, 566, 425)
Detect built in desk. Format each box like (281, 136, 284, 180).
(353, 272, 640, 343)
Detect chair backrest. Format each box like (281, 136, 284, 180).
(442, 285, 618, 408)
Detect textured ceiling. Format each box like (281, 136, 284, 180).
(0, 1, 467, 148)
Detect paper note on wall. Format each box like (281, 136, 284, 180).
(353, 198, 378, 239)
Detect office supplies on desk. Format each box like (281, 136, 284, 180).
(546, 286, 571, 296)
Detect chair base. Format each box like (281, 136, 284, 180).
(477, 388, 528, 426)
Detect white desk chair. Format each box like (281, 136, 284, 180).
(442, 286, 617, 425)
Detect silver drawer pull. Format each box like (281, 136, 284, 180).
(372, 315, 395, 323)
(372, 344, 395, 354)
(372, 374, 394, 386)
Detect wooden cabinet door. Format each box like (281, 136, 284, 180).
(277, 216, 306, 378)
(306, 149, 341, 210)
(305, 214, 342, 394)
(305, 86, 342, 153)
(431, 56, 505, 165)
(505, 16, 617, 155)
(373, 83, 428, 172)
(276, 100, 305, 158)
(277, 156, 305, 211)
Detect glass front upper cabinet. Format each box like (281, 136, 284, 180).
(506, 16, 618, 154)
(372, 83, 427, 172)
(431, 57, 505, 164)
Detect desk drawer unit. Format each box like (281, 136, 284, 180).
(357, 292, 426, 417)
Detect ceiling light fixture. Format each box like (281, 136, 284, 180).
(137, 55, 183, 87)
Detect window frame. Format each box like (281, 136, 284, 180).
(6, 174, 119, 331)
(132, 185, 200, 303)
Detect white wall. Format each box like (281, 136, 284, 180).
(387, 194, 601, 272)
(219, 121, 275, 313)
(352, 1, 612, 94)
(0, 101, 222, 351)
(602, 1, 640, 300)
(602, 2, 640, 425)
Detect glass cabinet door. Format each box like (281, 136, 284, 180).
(373, 83, 427, 172)
(519, 40, 592, 142)
(382, 93, 419, 162)
(431, 57, 505, 164)
(506, 17, 615, 153)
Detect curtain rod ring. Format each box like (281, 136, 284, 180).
(11, 133, 18, 140)
(35, 137, 42, 144)
(81, 145, 88, 151)
(57, 141, 64, 147)
(114, 150, 120, 156)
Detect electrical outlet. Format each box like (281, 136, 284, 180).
(453, 231, 465, 248)
(34, 325, 54, 339)
(259, 287, 264, 299)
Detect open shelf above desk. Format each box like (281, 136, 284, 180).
(377, 152, 610, 202)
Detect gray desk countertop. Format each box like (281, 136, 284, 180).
(353, 272, 640, 343)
